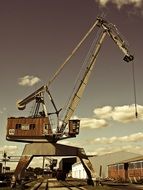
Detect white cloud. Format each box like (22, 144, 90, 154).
(94, 104, 143, 123)
(71, 115, 109, 129)
(93, 132, 143, 144)
(29, 157, 43, 168)
(81, 118, 109, 129)
(90, 144, 143, 155)
(59, 140, 83, 147)
(94, 106, 112, 119)
(96, 0, 143, 8)
(112, 105, 137, 123)
(68, 104, 143, 131)
(0, 145, 18, 154)
(18, 75, 41, 86)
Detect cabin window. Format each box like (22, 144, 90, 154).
(45, 124, 49, 130)
(119, 164, 123, 169)
(15, 124, 21, 129)
(112, 165, 118, 170)
(29, 124, 35, 129)
(129, 163, 135, 169)
(141, 162, 143, 168)
(114, 165, 118, 170)
(21, 125, 29, 130)
(134, 162, 141, 169)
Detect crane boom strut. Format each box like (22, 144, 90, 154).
(59, 31, 107, 133)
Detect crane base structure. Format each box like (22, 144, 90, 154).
(11, 142, 96, 187)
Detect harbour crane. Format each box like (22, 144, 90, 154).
(7, 16, 134, 144)
(7, 16, 135, 187)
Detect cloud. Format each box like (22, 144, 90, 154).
(70, 115, 109, 129)
(94, 106, 112, 119)
(29, 157, 43, 168)
(0, 107, 7, 115)
(88, 144, 143, 155)
(59, 140, 77, 146)
(95, 0, 143, 9)
(94, 104, 143, 123)
(18, 75, 41, 86)
(81, 118, 109, 129)
(68, 104, 143, 131)
(112, 105, 138, 123)
(0, 145, 18, 154)
(92, 132, 143, 144)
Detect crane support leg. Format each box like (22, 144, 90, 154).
(11, 142, 96, 187)
(78, 148, 95, 186)
(11, 155, 33, 188)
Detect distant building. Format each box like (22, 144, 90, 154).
(108, 155, 143, 182)
(3, 166, 10, 173)
(72, 151, 141, 179)
(72, 162, 87, 179)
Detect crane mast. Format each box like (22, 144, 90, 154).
(8, 16, 134, 143)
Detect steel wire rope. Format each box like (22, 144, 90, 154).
(46, 20, 99, 88)
(60, 27, 103, 121)
(131, 60, 138, 118)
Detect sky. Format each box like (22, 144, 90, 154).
(0, 0, 143, 168)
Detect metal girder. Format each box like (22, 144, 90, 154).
(11, 143, 96, 187)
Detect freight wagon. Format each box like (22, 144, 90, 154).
(108, 160, 143, 182)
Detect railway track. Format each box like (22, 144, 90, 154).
(27, 178, 87, 190)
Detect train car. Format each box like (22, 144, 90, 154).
(128, 161, 143, 182)
(108, 160, 143, 182)
(6, 117, 52, 142)
(108, 164, 119, 179)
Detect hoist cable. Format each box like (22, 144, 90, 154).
(131, 60, 138, 118)
(46, 20, 99, 87)
(60, 27, 102, 119)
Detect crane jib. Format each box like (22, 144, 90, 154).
(10, 16, 134, 142)
(59, 31, 107, 134)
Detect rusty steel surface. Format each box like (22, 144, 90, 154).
(7, 117, 52, 140)
(11, 143, 95, 187)
(108, 162, 143, 183)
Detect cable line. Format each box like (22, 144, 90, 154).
(131, 60, 138, 118)
(47, 20, 99, 87)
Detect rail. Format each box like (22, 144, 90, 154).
(25, 178, 87, 190)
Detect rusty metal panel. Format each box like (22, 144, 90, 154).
(128, 169, 135, 177)
(134, 169, 141, 177)
(7, 117, 52, 140)
(108, 165, 118, 179)
(141, 169, 143, 177)
(12, 155, 33, 183)
(118, 169, 125, 179)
